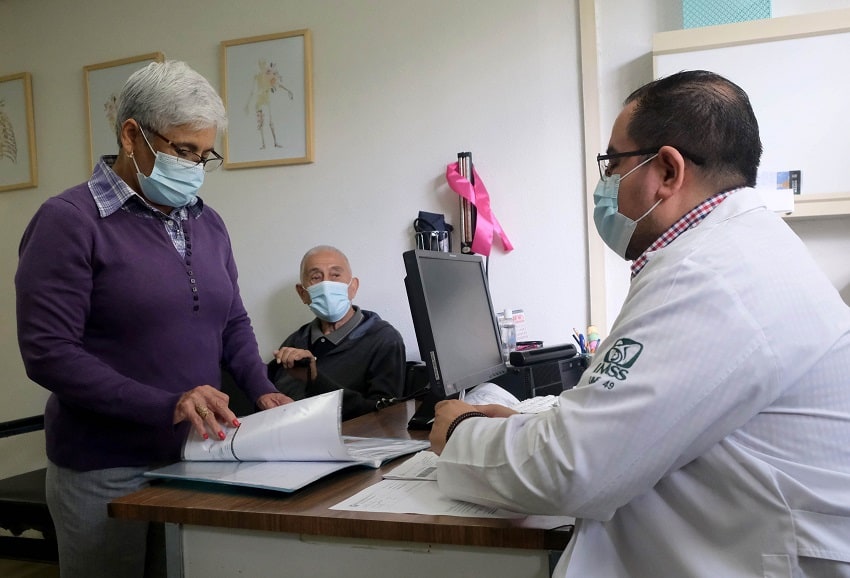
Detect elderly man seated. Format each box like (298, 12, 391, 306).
(271, 245, 406, 420)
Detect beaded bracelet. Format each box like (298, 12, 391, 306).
(445, 411, 487, 442)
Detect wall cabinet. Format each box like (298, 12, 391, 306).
(653, 9, 850, 220)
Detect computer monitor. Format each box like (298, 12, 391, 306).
(403, 249, 507, 399)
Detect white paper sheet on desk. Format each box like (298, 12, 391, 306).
(382, 450, 438, 481)
(463, 382, 520, 406)
(330, 479, 525, 518)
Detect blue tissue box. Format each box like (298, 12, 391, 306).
(683, 0, 771, 28)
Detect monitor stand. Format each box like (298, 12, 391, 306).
(407, 389, 439, 430)
(407, 386, 456, 430)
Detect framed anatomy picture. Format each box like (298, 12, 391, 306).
(220, 29, 314, 169)
(0, 72, 37, 192)
(84, 52, 164, 171)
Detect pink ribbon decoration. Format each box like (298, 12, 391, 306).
(445, 162, 514, 256)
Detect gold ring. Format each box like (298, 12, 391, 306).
(196, 406, 210, 419)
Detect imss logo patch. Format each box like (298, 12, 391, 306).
(587, 338, 644, 390)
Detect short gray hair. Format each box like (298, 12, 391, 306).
(300, 245, 351, 282)
(115, 60, 227, 146)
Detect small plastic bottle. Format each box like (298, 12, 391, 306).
(499, 309, 517, 360)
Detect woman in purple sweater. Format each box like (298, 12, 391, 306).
(15, 60, 292, 577)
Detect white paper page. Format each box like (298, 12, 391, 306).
(463, 382, 520, 406)
(183, 390, 348, 462)
(330, 479, 525, 518)
(145, 460, 355, 493)
(342, 437, 430, 467)
(382, 451, 438, 481)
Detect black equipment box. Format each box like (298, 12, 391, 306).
(494, 354, 588, 400)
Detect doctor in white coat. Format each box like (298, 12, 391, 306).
(430, 70, 850, 577)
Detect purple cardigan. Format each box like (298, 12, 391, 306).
(15, 183, 276, 471)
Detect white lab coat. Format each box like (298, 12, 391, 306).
(437, 188, 850, 577)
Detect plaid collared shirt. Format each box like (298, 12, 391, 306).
(88, 155, 203, 257)
(631, 189, 734, 278)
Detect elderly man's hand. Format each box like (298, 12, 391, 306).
(256, 392, 294, 410)
(273, 346, 317, 382)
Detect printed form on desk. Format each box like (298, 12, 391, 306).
(331, 384, 565, 519)
(330, 478, 525, 518)
(382, 450, 439, 481)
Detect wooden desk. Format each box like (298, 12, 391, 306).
(110, 401, 574, 578)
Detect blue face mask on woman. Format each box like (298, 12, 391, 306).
(306, 281, 352, 323)
(132, 128, 205, 208)
(593, 154, 662, 260)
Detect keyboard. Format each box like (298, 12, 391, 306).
(511, 395, 559, 413)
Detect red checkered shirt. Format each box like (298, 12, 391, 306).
(631, 189, 734, 278)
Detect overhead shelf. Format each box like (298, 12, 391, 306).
(783, 194, 850, 220)
(654, 9, 850, 220)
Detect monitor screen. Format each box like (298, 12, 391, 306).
(403, 250, 506, 398)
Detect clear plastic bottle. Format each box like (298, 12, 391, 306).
(499, 309, 517, 361)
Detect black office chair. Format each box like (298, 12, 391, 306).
(0, 415, 58, 564)
(219, 368, 260, 417)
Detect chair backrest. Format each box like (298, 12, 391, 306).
(0, 414, 58, 563)
(0, 415, 44, 439)
(220, 369, 258, 417)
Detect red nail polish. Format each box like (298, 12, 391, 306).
(232, 419, 240, 427)
(203, 433, 209, 440)
(218, 431, 226, 440)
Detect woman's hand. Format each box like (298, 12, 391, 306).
(173, 385, 239, 441)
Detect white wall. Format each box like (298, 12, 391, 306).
(593, 0, 682, 330)
(5, 0, 847, 480)
(0, 0, 586, 477)
(594, 0, 850, 333)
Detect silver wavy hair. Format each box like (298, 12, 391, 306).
(115, 60, 227, 145)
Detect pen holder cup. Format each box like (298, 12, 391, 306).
(415, 231, 450, 252)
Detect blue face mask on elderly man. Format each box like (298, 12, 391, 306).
(593, 153, 662, 260)
(131, 127, 205, 208)
(306, 281, 352, 323)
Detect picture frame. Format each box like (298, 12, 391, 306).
(84, 52, 164, 171)
(220, 29, 314, 169)
(0, 72, 38, 193)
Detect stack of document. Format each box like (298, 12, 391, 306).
(145, 390, 429, 493)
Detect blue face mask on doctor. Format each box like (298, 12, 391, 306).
(132, 127, 205, 208)
(593, 153, 663, 260)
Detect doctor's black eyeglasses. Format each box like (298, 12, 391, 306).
(596, 149, 658, 181)
(597, 147, 706, 181)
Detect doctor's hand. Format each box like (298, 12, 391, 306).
(476, 404, 519, 418)
(256, 392, 294, 410)
(427, 400, 484, 455)
(174, 385, 238, 442)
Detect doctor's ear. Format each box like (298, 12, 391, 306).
(656, 145, 686, 196)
